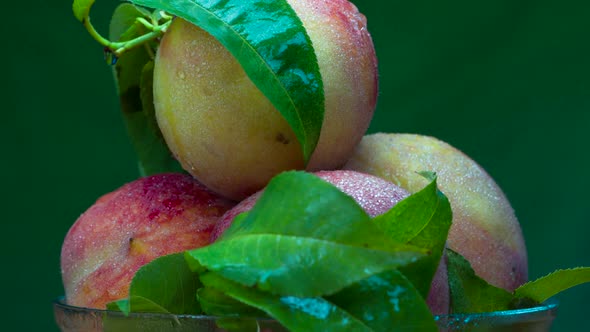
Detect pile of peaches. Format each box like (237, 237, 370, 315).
(61, 0, 531, 326)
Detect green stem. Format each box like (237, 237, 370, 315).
(159, 11, 173, 21)
(112, 21, 171, 56)
(83, 16, 117, 49)
(137, 17, 155, 30)
(82, 14, 171, 58)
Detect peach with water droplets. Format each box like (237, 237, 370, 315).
(153, 0, 378, 200)
(344, 133, 528, 313)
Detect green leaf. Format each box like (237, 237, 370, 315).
(399, 191, 452, 298)
(109, 3, 147, 42)
(197, 287, 267, 317)
(219, 171, 400, 252)
(515, 267, 590, 303)
(201, 272, 373, 332)
(373, 174, 446, 244)
(107, 253, 202, 315)
(108, 3, 150, 89)
(72, 0, 95, 22)
(197, 287, 266, 332)
(328, 270, 438, 332)
(447, 249, 513, 313)
(187, 234, 424, 298)
(109, 4, 184, 175)
(374, 174, 452, 299)
(129, 0, 325, 163)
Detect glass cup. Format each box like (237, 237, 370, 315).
(53, 296, 558, 332)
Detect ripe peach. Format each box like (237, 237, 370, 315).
(343, 133, 528, 306)
(60, 173, 235, 309)
(153, 0, 378, 200)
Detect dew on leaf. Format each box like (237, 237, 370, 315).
(280, 296, 332, 319)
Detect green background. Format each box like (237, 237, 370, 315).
(3, 0, 588, 330)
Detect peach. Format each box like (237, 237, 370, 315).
(343, 133, 528, 308)
(153, 0, 378, 200)
(60, 173, 235, 309)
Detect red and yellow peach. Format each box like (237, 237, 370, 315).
(60, 173, 235, 309)
(344, 133, 528, 305)
(153, 0, 378, 200)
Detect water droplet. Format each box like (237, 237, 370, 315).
(280, 296, 332, 319)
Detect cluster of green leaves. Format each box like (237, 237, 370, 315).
(107, 171, 451, 331)
(105, 171, 590, 331)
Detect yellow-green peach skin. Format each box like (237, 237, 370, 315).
(153, 0, 378, 200)
(344, 133, 528, 306)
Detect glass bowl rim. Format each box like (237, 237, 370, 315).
(53, 295, 559, 323)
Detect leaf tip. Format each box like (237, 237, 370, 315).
(416, 171, 437, 182)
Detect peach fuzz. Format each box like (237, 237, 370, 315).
(153, 0, 378, 200)
(60, 173, 235, 309)
(343, 133, 528, 303)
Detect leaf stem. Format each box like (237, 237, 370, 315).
(83, 16, 116, 50)
(159, 11, 173, 21)
(82, 11, 171, 58)
(137, 17, 155, 30)
(111, 21, 171, 57)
